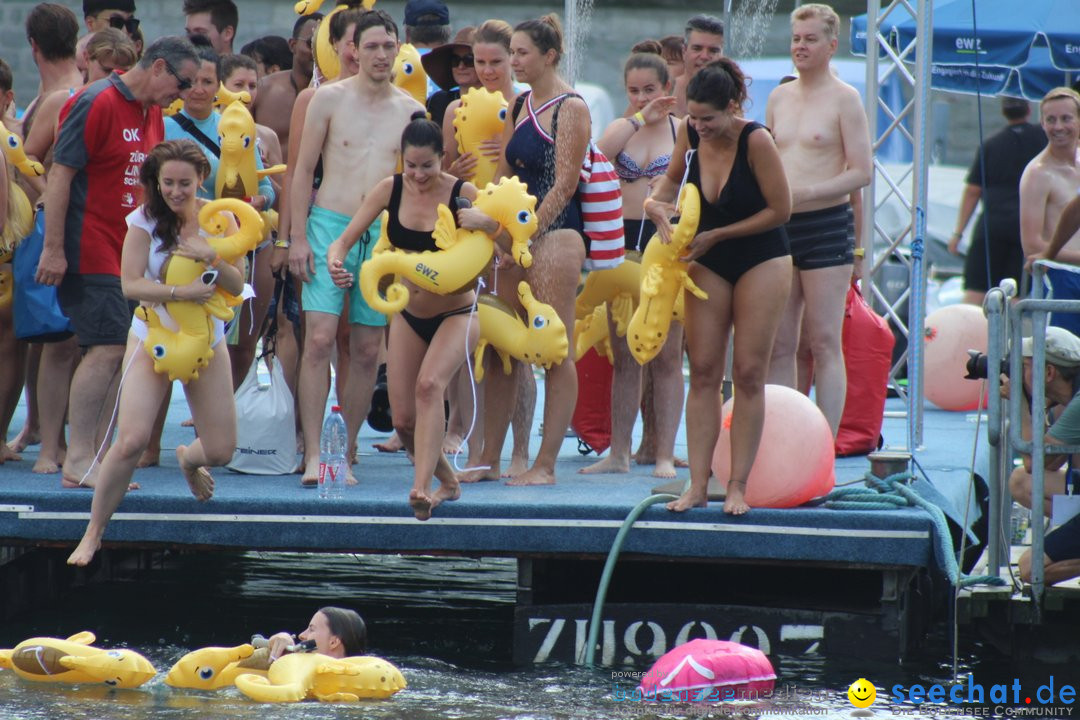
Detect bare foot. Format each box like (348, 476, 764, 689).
(67, 534, 102, 566)
(373, 433, 404, 453)
(136, 449, 160, 468)
(579, 455, 630, 475)
(666, 487, 708, 512)
(432, 477, 461, 505)
(409, 489, 434, 521)
(460, 464, 500, 483)
(506, 466, 556, 486)
(1, 445, 23, 463)
(345, 464, 358, 486)
(441, 433, 464, 455)
(674, 457, 688, 468)
(301, 458, 319, 487)
(633, 452, 655, 465)
(652, 459, 677, 479)
(8, 426, 40, 453)
(180, 417, 195, 428)
(32, 457, 60, 474)
(61, 476, 139, 490)
(502, 455, 528, 478)
(177, 446, 214, 501)
(723, 479, 749, 515)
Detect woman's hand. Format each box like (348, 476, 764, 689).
(679, 229, 723, 263)
(644, 197, 676, 244)
(478, 138, 502, 160)
(266, 632, 294, 662)
(447, 152, 478, 180)
(174, 235, 216, 264)
(640, 95, 678, 125)
(177, 276, 216, 304)
(269, 245, 288, 274)
(457, 206, 498, 234)
(326, 240, 352, 288)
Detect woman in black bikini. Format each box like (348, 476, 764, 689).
(326, 116, 500, 520)
(645, 59, 792, 515)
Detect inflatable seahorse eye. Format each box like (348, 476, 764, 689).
(359, 176, 537, 314)
(393, 44, 427, 105)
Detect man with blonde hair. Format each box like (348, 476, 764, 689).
(765, 2, 872, 438)
(1020, 87, 1080, 336)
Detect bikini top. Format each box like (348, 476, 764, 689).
(613, 115, 677, 182)
(386, 173, 466, 253)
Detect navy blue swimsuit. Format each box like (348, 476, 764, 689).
(505, 92, 584, 237)
(687, 121, 789, 284)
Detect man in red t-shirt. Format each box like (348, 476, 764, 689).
(36, 35, 199, 489)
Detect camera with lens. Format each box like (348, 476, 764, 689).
(964, 350, 1008, 380)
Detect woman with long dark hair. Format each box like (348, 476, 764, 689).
(68, 139, 244, 566)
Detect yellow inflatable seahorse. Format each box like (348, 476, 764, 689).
(1, 124, 44, 177)
(310, 1, 378, 81)
(452, 87, 507, 187)
(473, 281, 568, 381)
(165, 643, 270, 690)
(574, 302, 613, 363)
(213, 82, 251, 112)
(0, 182, 35, 310)
(0, 632, 156, 688)
(216, 100, 287, 200)
(234, 652, 406, 703)
(626, 183, 706, 365)
(163, 98, 185, 116)
(392, 43, 427, 105)
(574, 252, 641, 337)
(137, 199, 266, 383)
(360, 176, 536, 315)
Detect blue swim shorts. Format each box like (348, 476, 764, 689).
(303, 205, 386, 327)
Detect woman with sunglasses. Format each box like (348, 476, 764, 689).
(422, 27, 480, 128)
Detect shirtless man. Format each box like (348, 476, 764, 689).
(672, 14, 724, 118)
(765, 3, 872, 438)
(252, 13, 320, 159)
(183, 0, 238, 55)
(288, 9, 423, 487)
(9, 4, 87, 471)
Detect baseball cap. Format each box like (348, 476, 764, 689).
(1021, 326, 1080, 367)
(404, 0, 449, 26)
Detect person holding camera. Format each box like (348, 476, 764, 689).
(1002, 327, 1080, 584)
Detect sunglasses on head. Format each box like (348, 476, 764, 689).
(450, 54, 474, 68)
(108, 15, 141, 34)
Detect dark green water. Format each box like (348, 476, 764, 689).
(0, 552, 1066, 719)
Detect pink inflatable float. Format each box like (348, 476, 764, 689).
(638, 639, 776, 701)
(923, 304, 987, 411)
(712, 385, 835, 508)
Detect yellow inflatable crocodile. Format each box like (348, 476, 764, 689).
(626, 182, 706, 364)
(137, 198, 265, 383)
(360, 176, 536, 315)
(452, 87, 508, 188)
(1, 124, 44, 177)
(164, 643, 270, 690)
(392, 43, 428, 105)
(0, 632, 156, 688)
(234, 651, 406, 703)
(215, 100, 287, 200)
(473, 281, 568, 381)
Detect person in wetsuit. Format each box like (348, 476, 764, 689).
(644, 58, 792, 515)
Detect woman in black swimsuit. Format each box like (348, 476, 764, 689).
(326, 116, 501, 520)
(645, 59, 792, 515)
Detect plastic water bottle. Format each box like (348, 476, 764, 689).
(1010, 502, 1030, 544)
(319, 405, 347, 499)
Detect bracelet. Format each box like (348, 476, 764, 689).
(633, 111, 646, 128)
(853, 247, 865, 258)
(273, 238, 290, 249)
(490, 222, 504, 238)
(627, 115, 641, 131)
(169, 285, 177, 301)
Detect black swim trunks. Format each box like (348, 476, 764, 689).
(786, 203, 855, 271)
